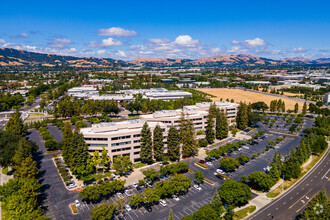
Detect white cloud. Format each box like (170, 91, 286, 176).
(10, 32, 29, 39)
(0, 39, 6, 44)
(292, 47, 304, 53)
(97, 50, 106, 55)
(244, 38, 266, 48)
(116, 50, 127, 57)
(49, 38, 72, 48)
(231, 37, 267, 49)
(227, 46, 247, 53)
(174, 35, 199, 46)
(88, 38, 123, 47)
(98, 27, 137, 37)
(20, 33, 29, 38)
(148, 38, 170, 44)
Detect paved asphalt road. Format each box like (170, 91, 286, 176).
(47, 125, 63, 142)
(247, 147, 330, 220)
(27, 129, 91, 220)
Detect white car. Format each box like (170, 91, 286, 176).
(116, 192, 123, 198)
(206, 162, 213, 166)
(131, 182, 138, 188)
(216, 169, 224, 174)
(68, 183, 77, 189)
(159, 199, 167, 206)
(74, 200, 80, 207)
(237, 148, 242, 151)
(194, 185, 202, 191)
(172, 195, 180, 201)
(125, 204, 132, 211)
(125, 190, 133, 197)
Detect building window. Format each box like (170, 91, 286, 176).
(133, 140, 140, 143)
(111, 135, 131, 141)
(134, 146, 140, 149)
(134, 158, 141, 162)
(88, 144, 108, 147)
(134, 152, 139, 155)
(85, 137, 108, 141)
(111, 141, 131, 147)
(133, 134, 141, 138)
(111, 147, 131, 152)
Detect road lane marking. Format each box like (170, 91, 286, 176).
(289, 188, 313, 209)
(296, 192, 318, 213)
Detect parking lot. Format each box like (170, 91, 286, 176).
(262, 115, 303, 134)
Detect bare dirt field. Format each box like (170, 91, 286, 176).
(198, 88, 304, 110)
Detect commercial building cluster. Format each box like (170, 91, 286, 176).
(80, 101, 239, 163)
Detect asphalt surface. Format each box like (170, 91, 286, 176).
(27, 129, 91, 220)
(47, 125, 63, 142)
(247, 148, 330, 220)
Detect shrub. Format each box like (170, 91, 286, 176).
(198, 139, 208, 148)
(45, 139, 58, 151)
(2, 167, 8, 175)
(195, 162, 208, 169)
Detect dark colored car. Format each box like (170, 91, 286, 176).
(145, 206, 152, 212)
(136, 186, 143, 192)
(199, 160, 206, 164)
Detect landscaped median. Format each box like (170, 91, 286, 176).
(194, 162, 208, 169)
(69, 203, 78, 214)
(203, 178, 215, 185)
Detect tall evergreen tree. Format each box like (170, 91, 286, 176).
(216, 108, 228, 140)
(302, 102, 307, 115)
(101, 147, 110, 173)
(140, 122, 153, 164)
(168, 209, 174, 220)
(237, 102, 249, 130)
(205, 111, 215, 144)
(181, 118, 198, 157)
(153, 125, 164, 161)
(167, 125, 180, 161)
(294, 103, 299, 114)
(5, 110, 25, 137)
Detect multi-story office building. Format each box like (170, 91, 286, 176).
(80, 119, 166, 163)
(81, 101, 238, 163)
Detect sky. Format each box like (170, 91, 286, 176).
(0, 0, 329, 60)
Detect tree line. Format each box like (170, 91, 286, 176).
(205, 103, 229, 144)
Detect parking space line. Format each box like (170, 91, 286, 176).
(132, 210, 139, 218)
(125, 212, 134, 220)
(138, 210, 144, 215)
(174, 213, 180, 219)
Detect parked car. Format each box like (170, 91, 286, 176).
(116, 192, 123, 198)
(206, 162, 213, 166)
(131, 182, 138, 188)
(159, 199, 167, 206)
(74, 200, 80, 207)
(124, 204, 132, 211)
(216, 169, 225, 174)
(144, 206, 152, 212)
(145, 178, 153, 184)
(172, 195, 180, 201)
(199, 160, 206, 164)
(125, 190, 133, 197)
(194, 185, 202, 191)
(136, 186, 143, 192)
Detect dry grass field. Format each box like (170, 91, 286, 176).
(198, 88, 304, 110)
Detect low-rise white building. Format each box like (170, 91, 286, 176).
(80, 119, 167, 163)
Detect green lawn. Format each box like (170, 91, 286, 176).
(234, 206, 256, 219)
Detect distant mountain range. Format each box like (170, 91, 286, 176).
(0, 48, 329, 68)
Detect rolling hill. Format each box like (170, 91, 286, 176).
(0, 48, 329, 67)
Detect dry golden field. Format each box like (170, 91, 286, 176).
(198, 88, 304, 110)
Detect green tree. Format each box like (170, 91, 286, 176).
(237, 102, 249, 130)
(129, 193, 145, 207)
(219, 179, 251, 207)
(210, 189, 225, 216)
(168, 209, 174, 220)
(153, 125, 164, 161)
(194, 170, 205, 183)
(294, 103, 299, 114)
(180, 115, 198, 158)
(205, 105, 215, 144)
(216, 109, 228, 140)
(143, 168, 159, 182)
(302, 102, 307, 115)
(5, 110, 25, 137)
(12, 138, 37, 170)
(140, 122, 153, 164)
(112, 155, 132, 175)
(14, 156, 39, 179)
(0, 130, 19, 167)
(143, 188, 160, 204)
(45, 139, 58, 151)
(236, 154, 250, 165)
(193, 204, 218, 220)
(219, 157, 240, 172)
(167, 125, 180, 161)
(101, 147, 110, 173)
(298, 188, 329, 220)
(248, 171, 274, 192)
(91, 202, 117, 220)
(91, 151, 101, 170)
